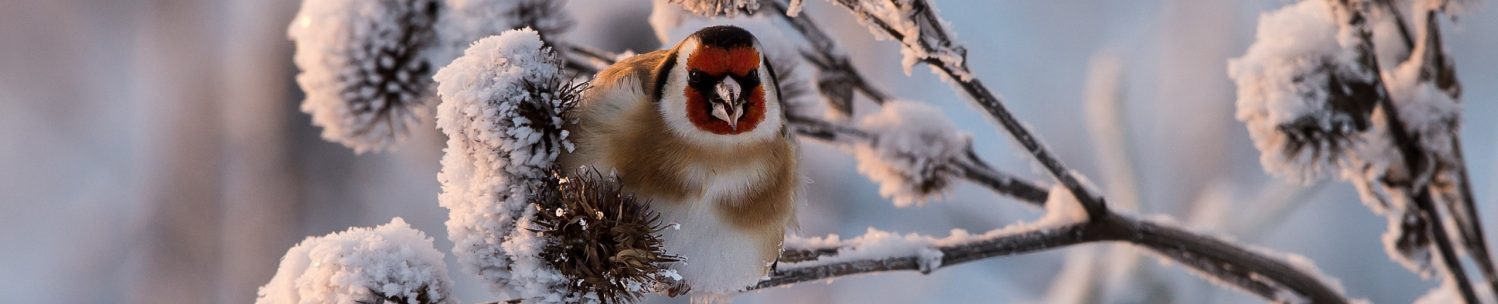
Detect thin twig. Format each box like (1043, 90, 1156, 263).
(762, 0, 890, 115)
(1326, 1, 1480, 301)
(820, 0, 1108, 220)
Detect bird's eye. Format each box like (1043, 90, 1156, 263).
(689, 70, 706, 84)
(746, 69, 758, 79)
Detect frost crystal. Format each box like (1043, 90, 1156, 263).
(1228, 0, 1380, 183)
(256, 218, 453, 304)
(667, 0, 761, 17)
(289, 0, 440, 153)
(853, 100, 969, 207)
(433, 29, 577, 301)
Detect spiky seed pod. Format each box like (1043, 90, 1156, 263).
(530, 169, 682, 303)
(289, 0, 440, 153)
(1229, 0, 1379, 183)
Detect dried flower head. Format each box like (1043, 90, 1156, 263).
(853, 100, 968, 207)
(1229, 0, 1379, 183)
(530, 169, 682, 303)
(432, 29, 579, 297)
(256, 218, 454, 304)
(289, 0, 440, 153)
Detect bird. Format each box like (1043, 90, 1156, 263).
(561, 25, 798, 294)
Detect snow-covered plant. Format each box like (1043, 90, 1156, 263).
(288, 0, 577, 153)
(852, 100, 968, 207)
(289, 0, 441, 153)
(1232, 0, 1494, 301)
(433, 29, 578, 300)
(257, 218, 454, 304)
(434, 29, 678, 303)
(1228, 0, 1379, 183)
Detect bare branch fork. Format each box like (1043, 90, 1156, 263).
(784, 114, 1347, 303)
(698, 1, 1349, 301)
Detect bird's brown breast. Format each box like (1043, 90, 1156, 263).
(603, 101, 796, 233)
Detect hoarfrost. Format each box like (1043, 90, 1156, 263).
(256, 218, 454, 304)
(288, 0, 439, 153)
(432, 29, 575, 301)
(1229, 0, 1380, 183)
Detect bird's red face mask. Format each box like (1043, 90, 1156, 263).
(683, 45, 767, 135)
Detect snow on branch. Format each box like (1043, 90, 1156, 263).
(747, 187, 1354, 303)
(289, 0, 440, 153)
(817, 0, 1107, 221)
(827, 0, 969, 80)
(257, 218, 454, 304)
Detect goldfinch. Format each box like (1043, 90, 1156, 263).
(562, 25, 797, 293)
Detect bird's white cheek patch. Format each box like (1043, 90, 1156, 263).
(660, 61, 785, 147)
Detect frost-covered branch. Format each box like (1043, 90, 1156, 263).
(774, 113, 1350, 302)
(755, 223, 1095, 290)
(819, 0, 1108, 220)
(1228, 0, 1493, 301)
(749, 196, 1353, 303)
(1325, 2, 1485, 301)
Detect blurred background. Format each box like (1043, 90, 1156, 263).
(2, 0, 1494, 303)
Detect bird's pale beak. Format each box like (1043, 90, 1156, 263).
(712, 77, 745, 130)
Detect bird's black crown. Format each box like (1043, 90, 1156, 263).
(692, 25, 756, 49)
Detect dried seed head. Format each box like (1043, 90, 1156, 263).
(530, 169, 681, 303)
(290, 0, 441, 153)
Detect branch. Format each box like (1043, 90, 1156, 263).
(779, 114, 1348, 302)
(786, 113, 1050, 205)
(1326, 1, 1482, 301)
(760, 0, 890, 116)
(751, 223, 1096, 290)
(541, 3, 1353, 301)
(1380, 3, 1498, 295)
(821, 0, 1108, 220)
(750, 211, 1350, 303)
